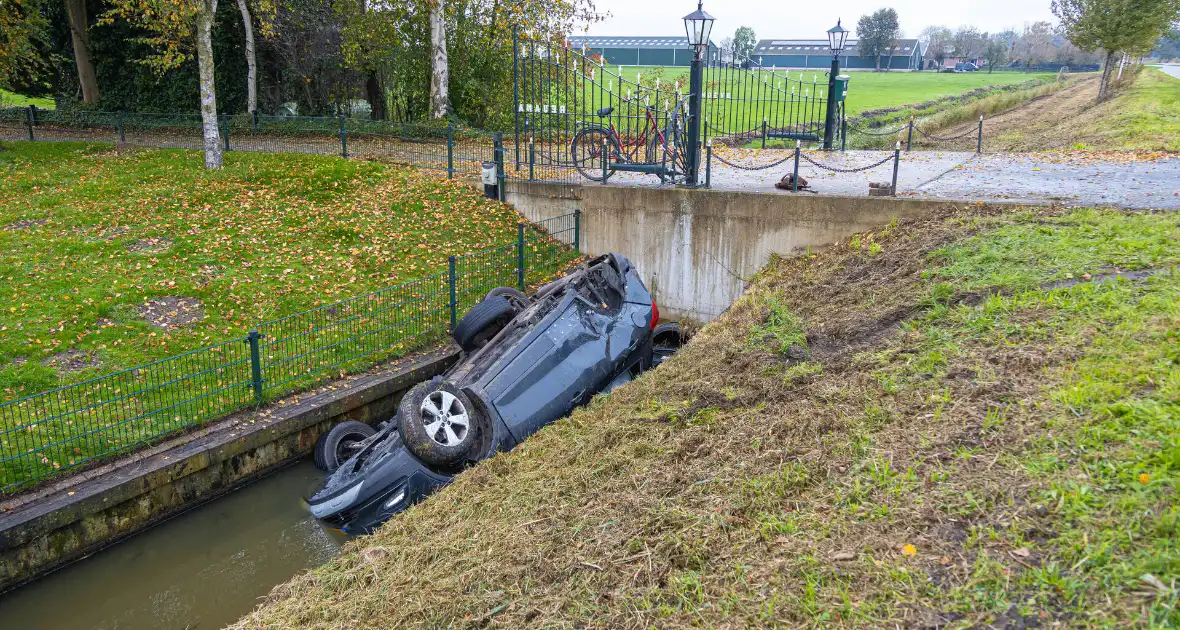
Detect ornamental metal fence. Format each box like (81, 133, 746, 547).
(0, 212, 581, 495)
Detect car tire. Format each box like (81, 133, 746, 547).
(485, 287, 530, 311)
(397, 381, 482, 468)
(453, 295, 516, 352)
(313, 420, 377, 472)
(652, 322, 684, 367)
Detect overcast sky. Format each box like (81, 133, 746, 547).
(579, 0, 1058, 39)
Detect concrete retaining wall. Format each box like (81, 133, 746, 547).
(0, 350, 457, 592)
(508, 182, 960, 321)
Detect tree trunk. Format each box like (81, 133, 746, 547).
(1097, 50, 1115, 102)
(196, 0, 223, 169)
(1117, 52, 1126, 80)
(235, 0, 257, 114)
(875, 54, 881, 71)
(64, 0, 99, 104)
(366, 72, 386, 120)
(428, 0, 450, 120)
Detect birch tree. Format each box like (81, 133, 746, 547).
(428, 0, 449, 119)
(236, 0, 257, 114)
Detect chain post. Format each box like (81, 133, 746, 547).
(448, 256, 457, 330)
(446, 124, 455, 179)
(705, 140, 712, 189)
(252, 110, 259, 133)
(761, 120, 767, 150)
(574, 209, 581, 253)
(339, 114, 348, 158)
(891, 141, 901, 197)
(528, 137, 535, 181)
(601, 136, 608, 183)
(906, 117, 913, 152)
(841, 119, 847, 152)
(977, 115, 983, 154)
(516, 222, 526, 291)
(246, 330, 264, 404)
(793, 141, 801, 193)
(494, 132, 506, 202)
(222, 115, 230, 152)
(117, 111, 126, 142)
(26, 105, 35, 141)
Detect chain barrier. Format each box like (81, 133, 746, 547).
(710, 151, 797, 171)
(845, 122, 908, 137)
(799, 151, 895, 173)
(913, 125, 979, 142)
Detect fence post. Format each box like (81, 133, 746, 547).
(246, 330, 264, 405)
(252, 110, 259, 134)
(841, 119, 847, 152)
(891, 141, 901, 197)
(705, 140, 712, 189)
(792, 141, 800, 193)
(977, 115, 983, 154)
(221, 115, 230, 152)
(512, 25, 521, 170)
(761, 119, 767, 150)
(117, 111, 126, 142)
(574, 209, 581, 254)
(338, 114, 348, 159)
(26, 105, 35, 141)
(494, 132, 506, 203)
(516, 222, 526, 291)
(528, 137, 535, 181)
(906, 117, 913, 152)
(448, 256, 457, 330)
(446, 124, 455, 180)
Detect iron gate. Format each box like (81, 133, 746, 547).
(511, 30, 835, 183)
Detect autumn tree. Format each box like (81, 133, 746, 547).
(919, 25, 953, 70)
(64, 0, 99, 103)
(951, 25, 984, 61)
(0, 0, 50, 91)
(983, 32, 1010, 72)
(428, 0, 448, 119)
(857, 8, 901, 71)
(1053, 0, 1180, 100)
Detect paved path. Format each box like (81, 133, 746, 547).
(607, 149, 1180, 210)
(1157, 64, 1180, 80)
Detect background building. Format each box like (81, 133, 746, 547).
(751, 39, 924, 70)
(566, 36, 719, 67)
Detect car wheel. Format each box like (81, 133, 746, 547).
(313, 420, 377, 472)
(453, 295, 516, 352)
(485, 287, 530, 311)
(652, 322, 684, 367)
(398, 381, 482, 468)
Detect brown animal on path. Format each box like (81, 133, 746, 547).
(775, 173, 810, 191)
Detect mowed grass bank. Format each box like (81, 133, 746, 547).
(234, 206, 1180, 628)
(0, 89, 54, 109)
(0, 142, 524, 400)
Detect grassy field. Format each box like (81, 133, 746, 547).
(608, 66, 1056, 117)
(234, 205, 1180, 628)
(0, 142, 525, 400)
(0, 89, 54, 109)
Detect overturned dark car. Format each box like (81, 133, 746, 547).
(307, 253, 682, 533)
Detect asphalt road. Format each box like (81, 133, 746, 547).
(1157, 63, 1180, 80)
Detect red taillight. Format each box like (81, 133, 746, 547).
(650, 299, 660, 328)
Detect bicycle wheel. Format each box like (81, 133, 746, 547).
(571, 127, 620, 182)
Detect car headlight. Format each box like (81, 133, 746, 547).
(309, 480, 363, 518)
(384, 488, 407, 509)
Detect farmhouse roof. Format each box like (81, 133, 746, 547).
(752, 38, 921, 56)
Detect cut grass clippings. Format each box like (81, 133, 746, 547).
(0, 142, 526, 399)
(232, 205, 1180, 628)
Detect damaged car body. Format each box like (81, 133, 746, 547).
(308, 253, 679, 533)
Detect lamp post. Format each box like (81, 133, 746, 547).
(823, 18, 849, 150)
(683, 1, 714, 186)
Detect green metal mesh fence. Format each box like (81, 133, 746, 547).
(0, 211, 581, 495)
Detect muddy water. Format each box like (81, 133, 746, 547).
(0, 460, 344, 630)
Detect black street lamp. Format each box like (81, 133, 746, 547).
(823, 19, 849, 150)
(683, 1, 714, 185)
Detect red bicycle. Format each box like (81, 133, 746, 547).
(570, 95, 690, 182)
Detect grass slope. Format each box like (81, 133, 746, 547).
(233, 205, 1180, 628)
(0, 142, 524, 399)
(0, 89, 54, 109)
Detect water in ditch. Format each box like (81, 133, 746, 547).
(0, 460, 344, 630)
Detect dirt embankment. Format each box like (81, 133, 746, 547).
(231, 205, 1180, 629)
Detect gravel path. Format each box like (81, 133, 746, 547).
(604, 149, 1180, 210)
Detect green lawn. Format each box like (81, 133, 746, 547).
(1081, 67, 1180, 151)
(232, 206, 1180, 629)
(605, 65, 1056, 116)
(0, 142, 524, 399)
(0, 89, 54, 109)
